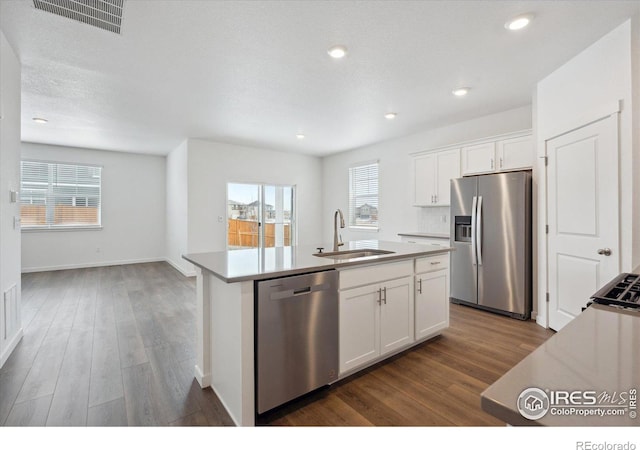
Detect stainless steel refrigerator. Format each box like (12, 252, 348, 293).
(450, 171, 531, 319)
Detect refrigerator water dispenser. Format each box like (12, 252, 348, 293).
(454, 216, 472, 242)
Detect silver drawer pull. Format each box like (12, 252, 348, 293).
(430, 261, 441, 265)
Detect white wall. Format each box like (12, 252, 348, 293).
(535, 18, 639, 326)
(632, 14, 640, 271)
(0, 30, 23, 367)
(21, 143, 166, 272)
(165, 140, 190, 275)
(321, 105, 532, 243)
(186, 139, 324, 254)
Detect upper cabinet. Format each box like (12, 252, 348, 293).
(460, 142, 496, 175)
(461, 133, 533, 176)
(496, 134, 534, 172)
(412, 130, 532, 207)
(413, 148, 460, 206)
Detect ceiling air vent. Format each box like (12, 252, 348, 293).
(33, 0, 125, 34)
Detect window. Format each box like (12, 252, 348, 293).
(227, 183, 295, 250)
(20, 160, 102, 229)
(349, 161, 379, 229)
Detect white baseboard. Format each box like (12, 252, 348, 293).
(22, 256, 198, 278)
(165, 257, 196, 278)
(194, 364, 211, 388)
(0, 328, 23, 369)
(21, 257, 166, 273)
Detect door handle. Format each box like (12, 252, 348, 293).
(597, 248, 612, 256)
(471, 196, 477, 266)
(377, 288, 382, 305)
(382, 287, 387, 304)
(417, 278, 422, 294)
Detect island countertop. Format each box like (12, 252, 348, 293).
(183, 240, 452, 283)
(481, 303, 640, 426)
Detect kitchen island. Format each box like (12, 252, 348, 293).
(481, 303, 640, 426)
(183, 240, 452, 426)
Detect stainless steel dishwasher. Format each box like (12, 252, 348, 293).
(255, 270, 339, 414)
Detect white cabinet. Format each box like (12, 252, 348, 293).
(339, 262, 414, 374)
(461, 134, 533, 175)
(414, 254, 450, 340)
(379, 277, 415, 355)
(461, 142, 496, 175)
(339, 283, 380, 372)
(496, 135, 534, 171)
(413, 149, 460, 206)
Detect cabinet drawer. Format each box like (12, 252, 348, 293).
(415, 254, 449, 273)
(339, 260, 413, 290)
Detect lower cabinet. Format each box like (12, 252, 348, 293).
(338, 255, 449, 376)
(415, 268, 449, 340)
(339, 276, 414, 374)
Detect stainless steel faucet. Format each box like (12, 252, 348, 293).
(333, 209, 345, 251)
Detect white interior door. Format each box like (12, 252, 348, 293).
(547, 114, 619, 331)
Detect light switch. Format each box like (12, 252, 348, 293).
(9, 190, 18, 203)
(13, 217, 20, 229)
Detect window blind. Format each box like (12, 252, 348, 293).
(20, 160, 102, 229)
(348, 162, 379, 229)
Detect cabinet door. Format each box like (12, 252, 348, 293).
(461, 142, 496, 175)
(434, 149, 460, 205)
(415, 269, 449, 340)
(413, 154, 436, 206)
(339, 284, 380, 374)
(380, 276, 414, 356)
(496, 135, 533, 171)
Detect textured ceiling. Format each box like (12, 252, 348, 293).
(1, 0, 639, 156)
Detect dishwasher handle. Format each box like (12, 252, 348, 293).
(268, 282, 332, 300)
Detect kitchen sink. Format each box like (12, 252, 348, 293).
(313, 249, 395, 260)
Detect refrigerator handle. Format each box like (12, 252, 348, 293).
(476, 196, 483, 266)
(471, 196, 477, 266)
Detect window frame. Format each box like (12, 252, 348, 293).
(348, 160, 380, 231)
(19, 159, 103, 232)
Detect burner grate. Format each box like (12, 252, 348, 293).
(591, 273, 640, 309)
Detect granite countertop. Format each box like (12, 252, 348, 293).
(183, 240, 452, 283)
(481, 303, 640, 426)
(397, 232, 450, 239)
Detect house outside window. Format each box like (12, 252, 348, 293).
(349, 161, 379, 230)
(20, 160, 102, 229)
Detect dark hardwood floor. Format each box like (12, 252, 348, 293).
(0, 262, 233, 426)
(0, 262, 554, 426)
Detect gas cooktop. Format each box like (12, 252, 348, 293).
(590, 273, 640, 309)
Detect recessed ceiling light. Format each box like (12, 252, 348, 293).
(384, 112, 397, 120)
(452, 87, 470, 97)
(296, 133, 305, 140)
(327, 45, 348, 59)
(505, 13, 534, 31)
(32, 117, 48, 123)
